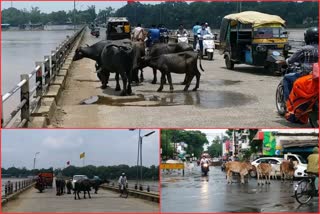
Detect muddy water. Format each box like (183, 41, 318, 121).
(80, 89, 256, 109)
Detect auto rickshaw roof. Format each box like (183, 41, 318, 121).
(107, 17, 129, 23)
(223, 11, 285, 27)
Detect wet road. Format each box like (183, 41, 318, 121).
(161, 164, 318, 212)
(2, 182, 158, 212)
(50, 28, 310, 128)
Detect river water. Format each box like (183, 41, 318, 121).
(2, 29, 75, 124)
(1, 29, 304, 124)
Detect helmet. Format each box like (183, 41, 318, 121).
(304, 27, 318, 45)
(122, 173, 125, 176)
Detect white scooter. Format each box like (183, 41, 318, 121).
(196, 34, 215, 60)
(177, 33, 189, 44)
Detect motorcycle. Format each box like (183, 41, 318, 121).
(35, 180, 45, 193)
(160, 31, 169, 43)
(177, 34, 189, 44)
(201, 162, 209, 176)
(276, 62, 318, 127)
(196, 34, 215, 60)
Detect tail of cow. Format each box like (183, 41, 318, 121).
(198, 54, 204, 72)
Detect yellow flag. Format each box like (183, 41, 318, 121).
(80, 152, 85, 159)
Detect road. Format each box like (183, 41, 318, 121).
(161, 164, 318, 212)
(50, 28, 310, 128)
(2, 183, 158, 212)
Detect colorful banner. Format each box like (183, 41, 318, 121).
(263, 132, 276, 156)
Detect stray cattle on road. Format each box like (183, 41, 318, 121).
(225, 161, 253, 184)
(141, 51, 204, 92)
(256, 163, 272, 185)
(280, 160, 297, 183)
(73, 179, 92, 200)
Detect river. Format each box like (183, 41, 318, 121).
(2, 29, 75, 124)
(1, 28, 304, 124)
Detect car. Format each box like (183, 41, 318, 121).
(250, 157, 284, 178)
(72, 175, 88, 188)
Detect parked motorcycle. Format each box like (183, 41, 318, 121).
(35, 180, 45, 193)
(276, 62, 318, 127)
(196, 34, 215, 60)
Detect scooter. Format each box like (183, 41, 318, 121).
(196, 34, 215, 60)
(276, 62, 318, 127)
(201, 163, 209, 176)
(177, 34, 189, 44)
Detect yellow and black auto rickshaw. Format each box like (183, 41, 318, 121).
(219, 11, 291, 75)
(106, 17, 131, 40)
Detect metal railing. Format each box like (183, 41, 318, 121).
(2, 179, 35, 198)
(2, 26, 86, 128)
(106, 181, 158, 193)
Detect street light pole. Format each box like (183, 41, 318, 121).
(73, 0, 76, 31)
(33, 152, 40, 171)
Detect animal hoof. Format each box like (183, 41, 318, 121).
(120, 92, 127, 96)
(157, 88, 163, 92)
(192, 88, 198, 91)
(152, 80, 157, 84)
(115, 86, 121, 91)
(140, 78, 144, 82)
(101, 85, 108, 89)
(181, 81, 186, 85)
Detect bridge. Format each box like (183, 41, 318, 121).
(2, 26, 309, 128)
(2, 179, 159, 212)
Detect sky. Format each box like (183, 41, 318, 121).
(2, 129, 159, 169)
(1, 1, 161, 13)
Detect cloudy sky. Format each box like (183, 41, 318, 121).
(2, 129, 159, 169)
(1, 1, 161, 13)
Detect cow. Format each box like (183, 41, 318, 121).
(141, 51, 204, 92)
(280, 160, 297, 183)
(89, 178, 110, 194)
(55, 178, 66, 196)
(256, 163, 272, 185)
(146, 43, 193, 84)
(98, 44, 134, 96)
(225, 161, 253, 184)
(73, 179, 92, 200)
(73, 39, 139, 89)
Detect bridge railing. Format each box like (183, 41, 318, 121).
(106, 181, 158, 193)
(2, 179, 35, 198)
(1, 26, 86, 128)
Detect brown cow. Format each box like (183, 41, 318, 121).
(225, 161, 253, 184)
(280, 160, 297, 183)
(256, 163, 272, 185)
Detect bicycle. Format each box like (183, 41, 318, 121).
(294, 174, 318, 204)
(119, 184, 128, 198)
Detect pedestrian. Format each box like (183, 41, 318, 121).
(118, 172, 127, 194)
(192, 22, 201, 50)
(307, 147, 318, 192)
(132, 23, 145, 42)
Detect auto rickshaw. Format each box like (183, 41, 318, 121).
(106, 17, 131, 40)
(219, 11, 291, 75)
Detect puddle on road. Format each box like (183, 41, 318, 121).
(201, 79, 242, 86)
(80, 91, 255, 108)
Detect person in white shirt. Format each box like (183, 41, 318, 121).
(132, 24, 145, 42)
(118, 173, 127, 191)
(197, 23, 213, 56)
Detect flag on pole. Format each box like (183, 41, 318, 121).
(80, 152, 85, 159)
(67, 161, 70, 165)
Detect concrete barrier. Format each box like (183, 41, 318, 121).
(2, 182, 36, 206)
(100, 185, 159, 203)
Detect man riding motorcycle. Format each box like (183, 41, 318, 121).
(277, 27, 318, 102)
(200, 155, 210, 172)
(176, 24, 188, 37)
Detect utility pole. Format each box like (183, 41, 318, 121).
(73, 0, 76, 31)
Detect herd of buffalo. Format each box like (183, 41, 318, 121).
(73, 34, 204, 96)
(55, 178, 109, 200)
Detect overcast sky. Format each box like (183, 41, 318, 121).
(2, 129, 159, 170)
(1, 1, 161, 13)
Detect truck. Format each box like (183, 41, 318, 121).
(38, 172, 54, 187)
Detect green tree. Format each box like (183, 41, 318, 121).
(207, 136, 223, 157)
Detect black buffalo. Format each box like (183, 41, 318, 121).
(146, 43, 193, 84)
(55, 179, 66, 196)
(143, 51, 204, 92)
(73, 179, 92, 200)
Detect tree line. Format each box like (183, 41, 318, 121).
(2, 165, 159, 181)
(2, 1, 318, 28)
